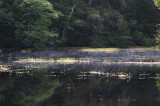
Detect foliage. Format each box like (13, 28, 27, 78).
(154, 0, 160, 9)
(0, 0, 61, 48)
(153, 0, 160, 47)
(0, 0, 160, 48)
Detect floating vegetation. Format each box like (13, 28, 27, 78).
(1, 48, 160, 76)
(0, 65, 11, 72)
(79, 48, 120, 52)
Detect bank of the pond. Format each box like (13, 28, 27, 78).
(0, 46, 159, 52)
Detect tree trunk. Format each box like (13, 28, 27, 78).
(62, 1, 78, 37)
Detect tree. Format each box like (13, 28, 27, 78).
(0, 0, 62, 48)
(153, 0, 160, 47)
(122, 0, 159, 46)
(154, 0, 160, 9)
(0, 0, 160, 48)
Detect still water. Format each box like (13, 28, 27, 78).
(1, 48, 160, 106)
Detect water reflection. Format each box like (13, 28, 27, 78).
(0, 66, 160, 106)
(0, 71, 62, 106)
(1, 48, 160, 106)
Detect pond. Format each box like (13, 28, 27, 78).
(1, 48, 160, 106)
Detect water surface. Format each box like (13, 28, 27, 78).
(1, 48, 160, 106)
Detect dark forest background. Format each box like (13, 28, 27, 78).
(0, 0, 160, 48)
